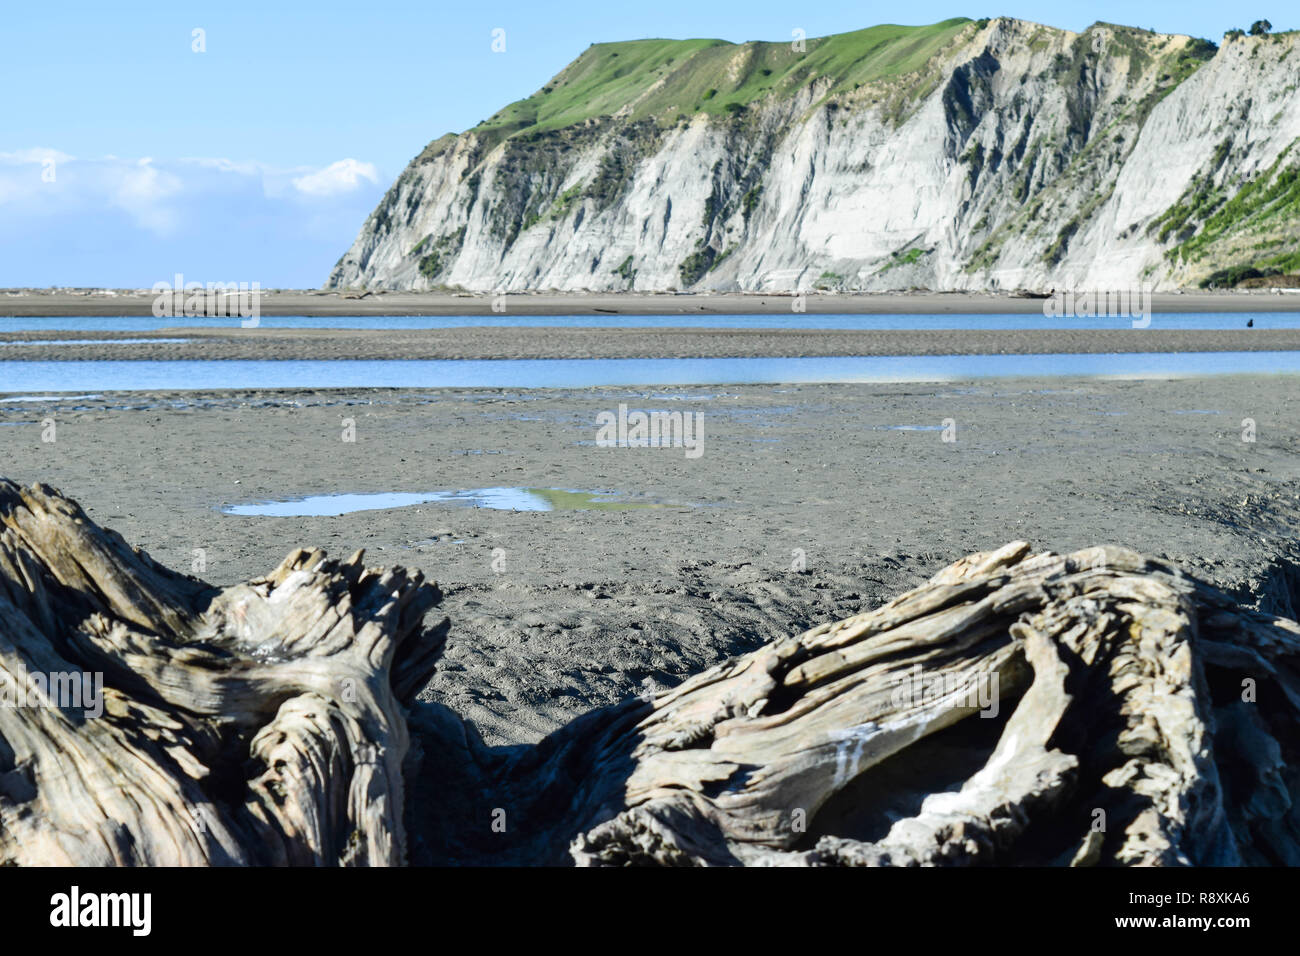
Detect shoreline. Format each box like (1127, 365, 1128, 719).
(6, 289, 1300, 317)
(1, 326, 1298, 362)
(3, 376, 1297, 745)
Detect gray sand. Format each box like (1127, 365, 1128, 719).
(2, 377, 1298, 746)
(0, 325, 1296, 361)
(6, 288, 1300, 316)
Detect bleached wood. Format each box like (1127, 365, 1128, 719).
(2, 481, 1296, 866)
(0, 481, 446, 865)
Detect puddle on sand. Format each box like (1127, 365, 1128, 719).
(222, 487, 686, 517)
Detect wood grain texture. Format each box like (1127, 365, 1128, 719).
(2, 481, 1296, 866)
(0, 480, 446, 865)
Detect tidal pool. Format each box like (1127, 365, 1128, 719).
(222, 487, 682, 517)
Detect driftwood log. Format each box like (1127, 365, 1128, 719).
(1, 480, 1297, 866)
(0, 480, 445, 865)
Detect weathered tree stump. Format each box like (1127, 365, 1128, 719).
(2, 480, 1297, 866)
(0, 480, 446, 865)
(414, 541, 1299, 865)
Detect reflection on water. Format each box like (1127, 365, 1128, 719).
(222, 487, 682, 517)
(4, 351, 1300, 393)
(2, 312, 1297, 332)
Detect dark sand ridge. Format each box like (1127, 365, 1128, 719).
(1, 325, 1299, 361)
(5, 288, 1300, 316)
(2, 377, 1297, 746)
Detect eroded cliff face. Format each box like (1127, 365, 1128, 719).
(328, 18, 1300, 292)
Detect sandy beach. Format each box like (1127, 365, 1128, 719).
(3, 376, 1298, 747)
(6, 288, 1300, 316)
(13, 0, 1300, 886)
(1, 324, 1298, 360)
(5, 294, 1300, 869)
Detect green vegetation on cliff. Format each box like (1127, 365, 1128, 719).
(1156, 138, 1300, 285)
(472, 19, 974, 140)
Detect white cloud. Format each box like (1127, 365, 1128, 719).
(0, 147, 74, 165)
(0, 149, 389, 286)
(183, 157, 263, 173)
(291, 158, 381, 197)
(0, 151, 386, 231)
(108, 159, 184, 234)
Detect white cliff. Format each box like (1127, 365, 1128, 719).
(328, 18, 1300, 292)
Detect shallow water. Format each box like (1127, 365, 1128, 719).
(222, 487, 682, 517)
(3, 351, 1300, 393)
(1, 312, 1296, 333)
(0, 338, 190, 346)
(0, 393, 102, 402)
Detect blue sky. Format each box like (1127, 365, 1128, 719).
(0, 1, 1283, 287)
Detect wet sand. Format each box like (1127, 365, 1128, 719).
(6, 288, 1300, 316)
(2, 377, 1298, 746)
(1, 325, 1297, 361)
